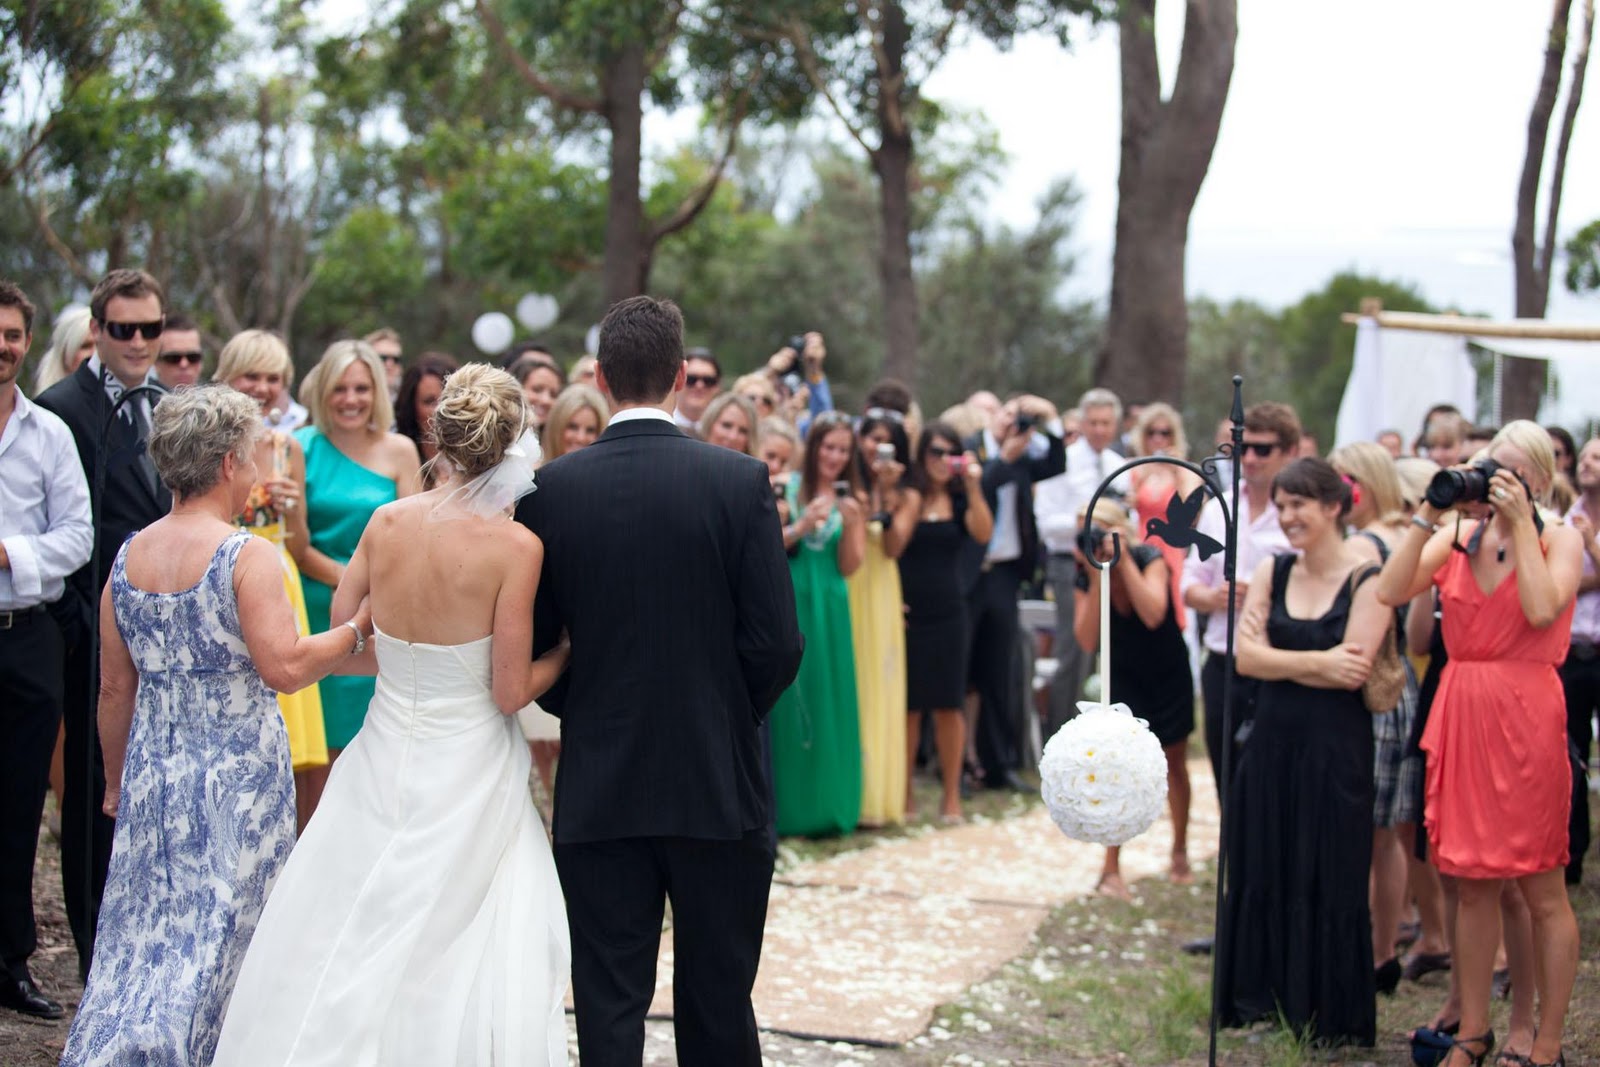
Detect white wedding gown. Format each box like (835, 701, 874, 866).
(212, 628, 570, 1066)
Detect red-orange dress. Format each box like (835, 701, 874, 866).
(1421, 550, 1573, 879)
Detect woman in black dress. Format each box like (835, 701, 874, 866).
(1218, 458, 1392, 1047)
(1073, 498, 1196, 897)
(898, 422, 993, 822)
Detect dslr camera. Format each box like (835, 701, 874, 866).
(1425, 457, 1509, 509)
(1076, 524, 1110, 558)
(1013, 410, 1038, 433)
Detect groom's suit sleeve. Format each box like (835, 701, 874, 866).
(520, 489, 569, 718)
(734, 464, 804, 720)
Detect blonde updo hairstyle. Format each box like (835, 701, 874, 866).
(213, 329, 294, 389)
(1328, 440, 1406, 526)
(148, 384, 263, 499)
(1489, 419, 1558, 506)
(428, 364, 528, 479)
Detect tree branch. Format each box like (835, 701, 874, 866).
(647, 78, 755, 245)
(785, 18, 878, 160)
(1514, 0, 1573, 317)
(31, 197, 96, 286)
(1539, 0, 1594, 305)
(473, 0, 605, 115)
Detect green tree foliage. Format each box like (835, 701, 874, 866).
(1183, 298, 1292, 442)
(1565, 217, 1600, 294)
(1276, 272, 1436, 447)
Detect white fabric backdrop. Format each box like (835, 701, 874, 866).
(1334, 319, 1478, 448)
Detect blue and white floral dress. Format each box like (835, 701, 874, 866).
(62, 531, 295, 1067)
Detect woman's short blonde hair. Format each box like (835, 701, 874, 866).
(430, 364, 528, 477)
(299, 339, 392, 433)
(212, 329, 294, 389)
(757, 416, 799, 452)
(1329, 440, 1406, 525)
(1490, 419, 1558, 503)
(698, 392, 760, 457)
(1393, 457, 1438, 510)
(733, 372, 778, 409)
(541, 384, 610, 461)
(148, 384, 263, 499)
(34, 307, 91, 395)
(937, 402, 984, 441)
(1134, 402, 1189, 460)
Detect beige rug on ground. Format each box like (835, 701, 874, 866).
(642, 762, 1221, 1045)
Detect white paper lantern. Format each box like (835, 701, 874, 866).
(583, 323, 601, 356)
(1038, 701, 1169, 847)
(471, 312, 515, 355)
(515, 292, 560, 332)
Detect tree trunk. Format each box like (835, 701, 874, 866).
(601, 43, 648, 306)
(875, 1, 918, 387)
(1097, 0, 1237, 408)
(1508, 0, 1590, 420)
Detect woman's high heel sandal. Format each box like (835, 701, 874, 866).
(1448, 1031, 1496, 1067)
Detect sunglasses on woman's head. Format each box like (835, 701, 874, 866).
(100, 319, 164, 341)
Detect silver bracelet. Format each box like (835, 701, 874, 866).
(342, 620, 366, 655)
(1410, 515, 1436, 534)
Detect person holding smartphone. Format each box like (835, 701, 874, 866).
(770, 413, 866, 836)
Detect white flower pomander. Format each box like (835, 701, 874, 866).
(1039, 701, 1169, 847)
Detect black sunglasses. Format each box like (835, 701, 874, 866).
(685, 374, 719, 388)
(159, 351, 203, 365)
(378, 354, 403, 366)
(926, 444, 958, 459)
(1240, 442, 1278, 457)
(100, 318, 164, 341)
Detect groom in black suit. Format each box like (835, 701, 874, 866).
(517, 296, 803, 1066)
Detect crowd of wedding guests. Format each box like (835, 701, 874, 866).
(0, 267, 1594, 1066)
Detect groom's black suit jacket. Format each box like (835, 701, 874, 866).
(517, 416, 804, 846)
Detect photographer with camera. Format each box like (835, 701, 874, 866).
(764, 331, 834, 436)
(1072, 498, 1195, 896)
(1375, 421, 1582, 1067)
(965, 394, 1064, 792)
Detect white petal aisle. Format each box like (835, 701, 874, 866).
(641, 760, 1220, 1046)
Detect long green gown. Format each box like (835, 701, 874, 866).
(295, 426, 397, 749)
(770, 478, 862, 837)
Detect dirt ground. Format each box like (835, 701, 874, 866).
(6, 791, 1599, 1067)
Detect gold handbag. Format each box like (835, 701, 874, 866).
(1353, 566, 1405, 713)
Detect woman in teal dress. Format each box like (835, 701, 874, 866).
(771, 412, 867, 837)
(292, 340, 420, 754)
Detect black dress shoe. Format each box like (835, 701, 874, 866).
(1181, 935, 1214, 956)
(0, 976, 64, 1020)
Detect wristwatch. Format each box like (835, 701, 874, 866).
(343, 620, 367, 655)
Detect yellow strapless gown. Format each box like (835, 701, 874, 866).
(848, 522, 907, 826)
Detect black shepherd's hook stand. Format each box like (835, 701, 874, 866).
(1080, 376, 1245, 1067)
(81, 379, 166, 951)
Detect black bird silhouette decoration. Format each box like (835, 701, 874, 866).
(1146, 486, 1224, 560)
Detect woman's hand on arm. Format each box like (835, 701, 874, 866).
(97, 581, 137, 817)
(1332, 570, 1393, 691)
(329, 539, 377, 674)
(238, 538, 366, 693)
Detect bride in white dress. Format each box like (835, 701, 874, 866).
(213, 365, 572, 1066)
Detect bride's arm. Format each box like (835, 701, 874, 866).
(238, 538, 368, 692)
(329, 538, 378, 675)
(491, 530, 569, 715)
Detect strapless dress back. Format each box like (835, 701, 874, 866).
(212, 629, 570, 1067)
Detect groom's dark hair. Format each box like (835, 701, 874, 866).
(598, 296, 684, 404)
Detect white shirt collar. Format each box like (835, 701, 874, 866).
(609, 407, 677, 427)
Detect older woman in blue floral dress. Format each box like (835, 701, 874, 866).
(60, 386, 372, 1067)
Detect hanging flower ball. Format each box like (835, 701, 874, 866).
(1039, 701, 1169, 847)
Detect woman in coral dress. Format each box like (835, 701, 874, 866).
(1377, 421, 1581, 1067)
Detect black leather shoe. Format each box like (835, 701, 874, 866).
(0, 976, 64, 1020)
(1375, 956, 1402, 995)
(1181, 935, 1214, 956)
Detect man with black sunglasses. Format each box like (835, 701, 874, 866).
(35, 268, 173, 982)
(672, 346, 722, 433)
(154, 312, 204, 392)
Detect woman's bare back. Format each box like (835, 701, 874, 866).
(359, 492, 541, 647)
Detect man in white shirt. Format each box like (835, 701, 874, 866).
(966, 394, 1065, 790)
(1034, 389, 1130, 736)
(1181, 402, 1300, 802)
(1561, 436, 1600, 884)
(0, 281, 92, 1019)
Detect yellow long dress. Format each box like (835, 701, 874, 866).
(848, 521, 907, 826)
(238, 472, 329, 771)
